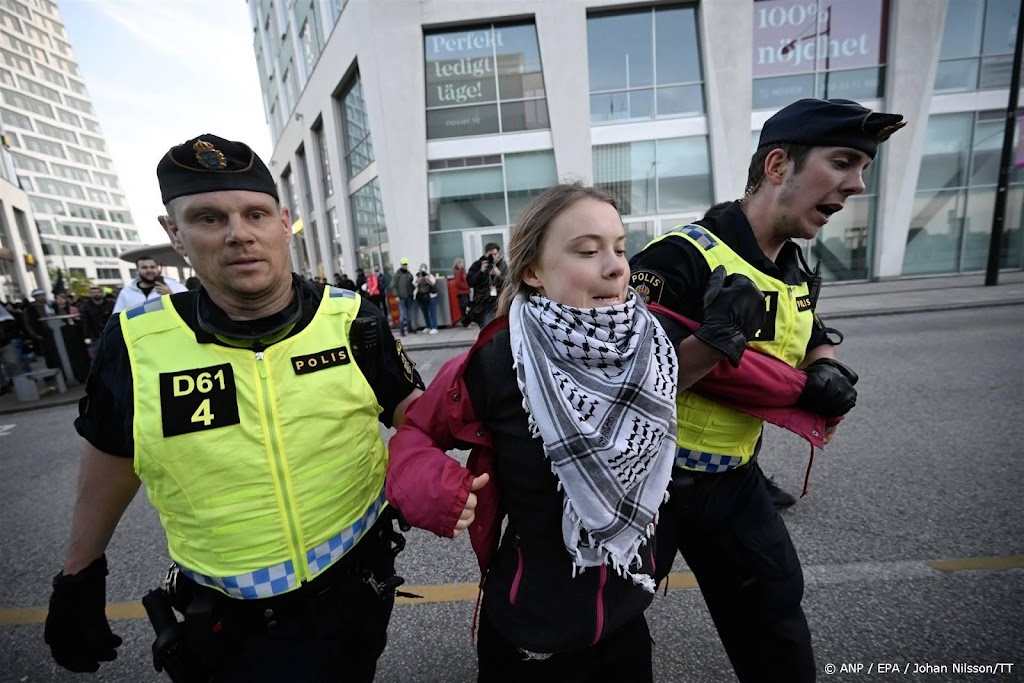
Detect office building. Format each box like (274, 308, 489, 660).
(249, 0, 1022, 284)
(0, 0, 141, 295)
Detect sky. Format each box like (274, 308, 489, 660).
(58, 0, 272, 245)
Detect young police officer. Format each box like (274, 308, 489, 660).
(44, 134, 424, 682)
(630, 99, 905, 681)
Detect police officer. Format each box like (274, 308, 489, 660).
(44, 134, 424, 681)
(630, 99, 904, 681)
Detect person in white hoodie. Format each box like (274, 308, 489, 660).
(112, 256, 187, 313)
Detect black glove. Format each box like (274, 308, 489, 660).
(44, 555, 122, 673)
(798, 358, 859, 417)
(693, 266, 766, 367)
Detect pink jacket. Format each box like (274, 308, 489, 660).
(386, 318, 508, 574)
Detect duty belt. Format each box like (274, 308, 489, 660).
(179, 489, 387, 599)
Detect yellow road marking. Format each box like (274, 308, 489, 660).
(3, 555, 1022, 627)
(927, 555, 1024, 573)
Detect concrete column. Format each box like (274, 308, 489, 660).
(874, 0, 948, 279)
(700, 0, 754, 202)
(535, 2, 593, 180)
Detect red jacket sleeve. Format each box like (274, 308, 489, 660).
(386, 353, 477, 538)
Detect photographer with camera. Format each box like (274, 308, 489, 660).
(464, 243, 504, 327)
(112, 256, 187, 313)
(414, 263, 438, 334)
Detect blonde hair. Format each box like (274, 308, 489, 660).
(497, 182, 618, 316)
(453, 257, 465, 271)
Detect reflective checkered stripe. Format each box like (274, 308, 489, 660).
(675, 447, 744, 473)
(679, 225, 718, 250)
(306, 488, 386, 574)
(124, 297, 166, 319)
(328, 286, 356, 299)
(180, 488, 387, 599)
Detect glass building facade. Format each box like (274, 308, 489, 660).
(249, 0, 1023, 293)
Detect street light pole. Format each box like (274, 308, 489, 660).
(984, 5, 1024, 287)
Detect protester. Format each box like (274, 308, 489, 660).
(452, 257, 470, 320)
(387, 183, 678, 682)
(465, 243, 504, 327)
(112, 256, 187, 313)
(414, 263, 438, 334)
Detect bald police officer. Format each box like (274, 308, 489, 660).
(631, 99, 904, 681)
(44, 134, 424, 681)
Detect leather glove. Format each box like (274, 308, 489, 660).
(798, 358, 859, 417)
(44, 555, 122, 673)
(693, 266, 766, 367)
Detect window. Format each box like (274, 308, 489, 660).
(37, 121, 77, 143)
(56, 108, 80, 127)
(588, 7, 705, 124)
(0, 46, 33, 73)
(350, 177, 389, 270)
(425, 23, 548, 139)
(31, 196, 65, 215)
(338, 74, 374, 177)
(64, 95, 93, 114)
(86, 188, 109, 204)
(36, 62, 65, 88)
(50, 162, 90, 182)
(314, 122, 333, 198)
(80, 134, 106, 152)
(67, 203, 105, 220)
(905, 110, 1023, 275)
(11, 151, 47, 173)
(593, 138, 712, 215)
(67, 147, 94, 166)
(98, 226, 122, 241)
(37, 177, 84, 199)
(934, 0, 1019, 92)
(18, 75, 61, 102)
(22, 134, 65, 158)
(108, 210, 132, 224)
(427, 150, 557, 271)
(94, 172, 119, 189)
(1, 108, 33, 130)
(59, 221, 94, 238)
(123, 228, 139, 242)
(751, 0, 888, 108)
(3, 89, 52, 117)
(95, 268, 121, 280)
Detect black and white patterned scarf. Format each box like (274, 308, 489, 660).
(509, 289, 678, 591)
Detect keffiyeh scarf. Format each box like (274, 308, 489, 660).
(509, 289, 678, 592)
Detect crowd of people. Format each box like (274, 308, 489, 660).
(0, 258, 193, 393)
(42, 97, 899, 682)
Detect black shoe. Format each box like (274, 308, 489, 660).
(764, 475, 797, 509)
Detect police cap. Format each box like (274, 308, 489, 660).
(157, 134, 278, 204)
(758, 98, 906, 160)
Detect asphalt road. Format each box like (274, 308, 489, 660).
(1, 306, 1022, 682)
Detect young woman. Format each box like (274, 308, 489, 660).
(452, 257, 471, 321)
(387, 183, 678, 682)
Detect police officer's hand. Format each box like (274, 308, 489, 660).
(44, 555, 122, 672)
(693, 266, 766, 367)
(798, 358, 859, 417)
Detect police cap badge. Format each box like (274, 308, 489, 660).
(157, 133, 278, 204)
(758, 98, 906, 160)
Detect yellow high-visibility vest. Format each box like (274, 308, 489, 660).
(645, 226, 813, 467)
(122, 288, 387, 593)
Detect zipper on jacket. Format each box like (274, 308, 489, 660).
(592, 565, 608, 645)
(509, 535, 523, 606)
(255, 350, 307, 583)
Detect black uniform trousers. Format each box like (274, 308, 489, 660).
(174, 515, 399, 683)
(654, 462, 816, 682)
(477, 609, 653, 683)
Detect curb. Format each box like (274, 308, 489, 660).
(0, 394, 82, 416)
(3, 299, 1019, 416)
(823, 298, 1024, 320)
